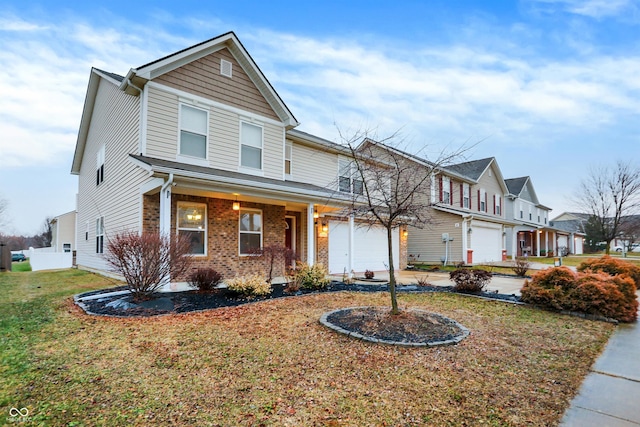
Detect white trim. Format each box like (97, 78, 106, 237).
(307, 204, 315, 266)
(177, 201, 208, 256)
(135, 43, 227, 80)
(148, 81, 285, 128)
(139, 86, 149, 155)
(239, 120, 264, 171)
(178, 102, 209, 161)
(238, 208, 263, 256)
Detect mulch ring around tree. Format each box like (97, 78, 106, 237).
(320, 306, 470, 346)
(75, 281, 521, 318)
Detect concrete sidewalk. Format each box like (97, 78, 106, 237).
(560, 317, 640, 426)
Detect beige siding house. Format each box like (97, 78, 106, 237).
(50, 211, 77, 254)
(71, 32, 407, 284)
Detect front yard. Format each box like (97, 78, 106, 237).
(1, 269, 614, 426)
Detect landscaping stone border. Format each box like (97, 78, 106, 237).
(319, 306, 470, 347)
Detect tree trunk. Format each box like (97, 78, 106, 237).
(387, 226, 399, 315)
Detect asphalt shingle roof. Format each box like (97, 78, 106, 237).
(504, 177, 528, 196)
(446, 158, 493, 181)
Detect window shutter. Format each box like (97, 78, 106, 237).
(499, 196, 502, 215)
(485, 192, 488, 212)
(493, 194, 496, 214)
(438, 176, 443, 202)
(460, 184, 463, 207)
(477, 190, 481, 210)
(450, 180, 454, 205)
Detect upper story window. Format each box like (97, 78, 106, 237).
(441, 176, 451, 204)
(96, 145, 105, 185)
(529, 206, 532, 221)
(463, 183, 470, 209)
(177, 202, 207, 255)
(494, 195, 501, 215)
(239, 209, 262, 255)
(96, 217, 104, 254)
(285, 140, 292, 177)
(338, 157, 363, 195)
(479, 189, 487, 212)
(519, 202, 524, 219)
(180, 104, 208, 159)
(240, 122, 263, 170)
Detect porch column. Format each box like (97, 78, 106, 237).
(553, 231, 557, 255)
(569, 233, 575, 254)
(307, 203, 315, 266)
(348, 215, 355, 278)
(159, 175, 173, 235)
(545, 231, 549, 254)
(512, 229, 518, 259)
(461, 219, 468, 261)
(536, 230, 541, 257)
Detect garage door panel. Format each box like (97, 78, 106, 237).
(328, 222, 399, 274)
(470, 222, 502, 263)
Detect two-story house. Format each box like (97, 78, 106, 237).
(395, 155, 516, 265)
(71, 32, 406, 284)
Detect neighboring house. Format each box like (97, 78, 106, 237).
(504, 177, 558, 257)
(71, 32, 406, 283)
(403, 156, 516, 265)
(50, 211, 77, 254)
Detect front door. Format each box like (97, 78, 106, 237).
(285, 216, 296, 267)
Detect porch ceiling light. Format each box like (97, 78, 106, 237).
(322, 221, 328, 232)
(233, 201, 240, 211)
(313, 210, 319, 219)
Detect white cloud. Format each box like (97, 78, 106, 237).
(529, 0, 639, 19)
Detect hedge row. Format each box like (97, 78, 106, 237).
(521, 257, 639, 322)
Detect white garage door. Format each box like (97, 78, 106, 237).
(574, 237, 583, 254)
(328, 221, 399, 274)
(470, 222, 502, 263)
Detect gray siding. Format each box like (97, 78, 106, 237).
(408, 210, 464, 264)
(290, 142, 339, 188)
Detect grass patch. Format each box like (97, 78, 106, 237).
(1, 269, 614, 426)
(11, 261, 32, 272)
(533, 255, 640, 267)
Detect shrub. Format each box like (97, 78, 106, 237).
(520, 267, 578, 311)
(364, 269, 375, 279)
(512, 257, 531, 277)
(293, 262, 330, 290)
(226, 273, 271, 297)
(415, 275, 431, 287)
(577, 256, 640, 289)
(105, 231, 193, 301)
(520, 266, 638, 322)
(188, 268, 223, 292)
(449, 268, 492, 293)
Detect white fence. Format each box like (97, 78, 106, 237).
(27, 247, 73, 271)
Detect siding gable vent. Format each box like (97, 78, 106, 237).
(220, 59, 232, 77)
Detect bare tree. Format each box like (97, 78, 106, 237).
(334, 129, 467, 314)
(574, 161, 640, 254)
(33, 216, 53, 247)
(105, 231, 194, 300)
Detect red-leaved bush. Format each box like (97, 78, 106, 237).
(521, 264, 638, 322)
(106, 231, 193, 301)
(577, 256, 640, 289)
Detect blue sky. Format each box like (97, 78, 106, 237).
(0, 0, 639, 235)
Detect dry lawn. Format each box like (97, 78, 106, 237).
(1, 270, 614, 426)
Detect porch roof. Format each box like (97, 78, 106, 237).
(129, 154, 347, 204)
(433, 205, 522, 226)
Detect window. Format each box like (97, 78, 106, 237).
(180, 104, 208, 159)
(529, 206, 532, 221)
(442, 176, 451, 204)
(240, 122, 263, 169)
(285, 140, 292, 176)
(495, 195, 501, 215)
(239, 209, 262, 255)
(96, 217, 104, 254)
(463, 183, 470, 208)
(480, 189, 486, 212)
(338, 157, 363, 195)
(96, 145, 105, 185)
(520, 202, 524, 219)
(63, 243, 71, 253)
(177, 202, 206, 255)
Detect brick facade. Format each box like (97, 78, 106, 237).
(143, 194, 292, 280)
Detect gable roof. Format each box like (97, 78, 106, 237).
(123, 31, 297, 128)
(446, 158, 494, 181)
(505, 177, 529, 196)
(72, 32, 298, 175)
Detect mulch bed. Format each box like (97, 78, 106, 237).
(76, 281, 521, 318)
(325, 306, 467, 344)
